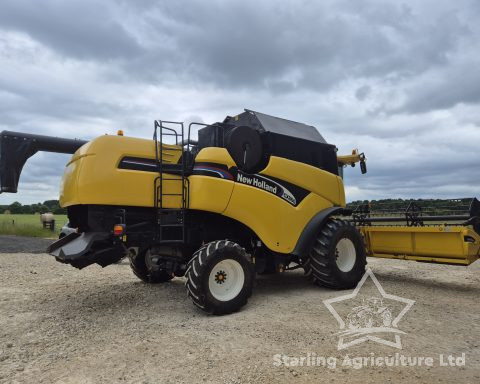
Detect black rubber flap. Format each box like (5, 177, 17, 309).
(48, 232, 123, 269)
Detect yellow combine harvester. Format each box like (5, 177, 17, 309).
(0, 109, 478, 314)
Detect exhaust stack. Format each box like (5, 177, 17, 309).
(0, 130, 87, 193)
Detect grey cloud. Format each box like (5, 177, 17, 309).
(0, 0, 479, 204)
(127, 1, 395, 88)
(355, 85, 371, 101)
(0, 0, 141, 59)
(113, 0, 473, 94)
(395, 62, 480, 114)
(1, 0, 478, 98)
(344, 158, 480, 200)
(20, 152, 68, 182)
(0, 152, 68, 205)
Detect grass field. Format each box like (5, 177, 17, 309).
(0, 214, 68, 238)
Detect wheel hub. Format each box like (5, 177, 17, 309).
(145, 249, 158, 271)
(208, 259, 245, 302)
(335, 238, 357, 272)
(214, 270, 227, 284)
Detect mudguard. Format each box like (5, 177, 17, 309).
(291, 207, 348, 257)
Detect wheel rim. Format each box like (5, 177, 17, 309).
(145, 249, 157, 271)
(208, 259, 245, 302)
(335, 238, 356, 272)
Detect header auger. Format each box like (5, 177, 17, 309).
(351, 198, 480, 265)
(1, 109, 478, 314)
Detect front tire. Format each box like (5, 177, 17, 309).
(305, 218, 366, 289)
(186, 240, 254, 315)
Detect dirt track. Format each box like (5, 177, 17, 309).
(0, 248, 479, 383)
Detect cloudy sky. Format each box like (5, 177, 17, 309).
(1, 0, 479, 205)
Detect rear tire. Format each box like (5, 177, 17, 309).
(305, 218, 366, 289)
(185, 240, 254, 315)
(129, 249, 174, 284)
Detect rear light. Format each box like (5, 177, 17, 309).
(113, 224, 125, 236)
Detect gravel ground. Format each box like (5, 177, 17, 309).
(0, 235, 54, 254)
(0, 249, 479, 383)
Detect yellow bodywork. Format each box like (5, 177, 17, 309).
(60, 135, 346, 254)
(59, 135, 480, 264)
(361, 225, 480, 265)
(61, 135, 182, 208)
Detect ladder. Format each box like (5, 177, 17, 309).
(153, 120, 189, 243)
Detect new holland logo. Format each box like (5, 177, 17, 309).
(236, 173, 278, 194)
(235, 171, 297, 206)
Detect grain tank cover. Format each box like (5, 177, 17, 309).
(228, 109, 327, 144)
(221, 110, 338, 175)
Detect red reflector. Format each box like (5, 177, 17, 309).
(113, 224, 125, 236)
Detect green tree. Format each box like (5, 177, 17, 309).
(54, 207, 67, 214)
(21, 205, 33, 214)
(43, 200, 60, 211)
(38, 205, 49, 214)
(8, 201, 22, 214)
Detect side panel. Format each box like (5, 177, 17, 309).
(260, 156, 345, 207)
(73, 155, 161, 207)
(59, 156, 82, 207)
(189, 176, 234, 213)
(194, 147, 237, 169)
(224, 187, 332, 253)
(222, 156, 343, 253)
(60, 135, 182, 208)
(188, 147, 236, 212)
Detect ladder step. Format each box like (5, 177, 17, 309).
(154, 120, 188, 244)
(158, 240, 185, 244)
